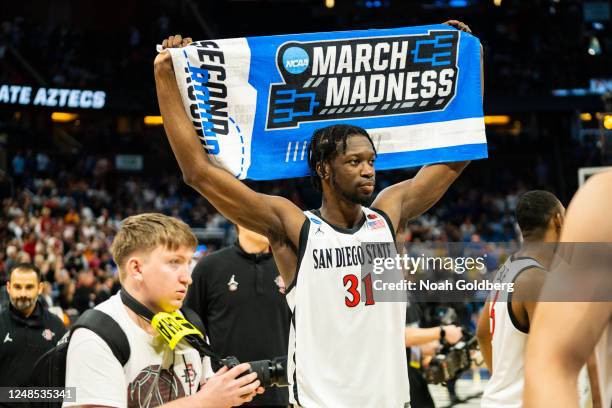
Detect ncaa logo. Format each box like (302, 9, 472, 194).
(282, 47, 309, 74)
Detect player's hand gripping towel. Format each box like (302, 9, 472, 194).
(163, 24, 487, 180)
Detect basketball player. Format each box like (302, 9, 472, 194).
(524, 172, 612, 408)
(477, 190, 564, 407)
(154, 20, 476, 407)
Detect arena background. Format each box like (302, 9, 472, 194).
(0, 0, 610, 406)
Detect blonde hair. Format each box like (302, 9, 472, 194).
(110, 213, 197, 281)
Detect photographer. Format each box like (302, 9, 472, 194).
(64, 213, 263, 407)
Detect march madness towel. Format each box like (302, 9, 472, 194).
(163, 24, 487, 180)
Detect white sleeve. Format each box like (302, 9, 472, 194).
(62, 328, 127, 408)
(202, 356, 214, 380)
(201, 335, 215, 380)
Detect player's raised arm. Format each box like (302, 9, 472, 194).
(372, 20, 477, 232)
(372, 161, 469, 233)
(442, 20, 484, 101)
(153, 35, 305, 247)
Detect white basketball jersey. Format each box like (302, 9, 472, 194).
(481, 256, 543, 408)
(286, 208, 409, 408)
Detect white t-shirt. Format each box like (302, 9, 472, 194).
(64, 292, 203, 407)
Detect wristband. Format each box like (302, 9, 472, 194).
(439, 326, 447, 344)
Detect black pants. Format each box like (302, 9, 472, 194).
(408, 366, 435, 408)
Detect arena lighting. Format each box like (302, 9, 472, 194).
(493, 0, 502, 6)
(325, 0, 334, 8)
(144, 115, 164, 125)
(484, 115, 511, 125)
(581, 113, 593, 121)
(604, 115, 612, 130)
(588, 36, 602, 56)
(51, 112, 79, 123)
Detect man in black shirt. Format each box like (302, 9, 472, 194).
(186, 225, 291, 407)
(0, 263, 67, 400)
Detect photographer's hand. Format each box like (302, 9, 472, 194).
(197, 364, 263, 407)
(420, 340, 441, 358)
(443, 325, 463, 345)
(405, 325, 463, 347)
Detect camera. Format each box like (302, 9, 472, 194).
(219, 356, 289, 388)
(424, 336, 479, 384)
(422, 306, 480, 384)
(182, 332, 289, 388)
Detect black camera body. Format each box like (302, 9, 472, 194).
(422, 306, 480, 384)
(424, 336, 478, 384)
(220, 356, 289, 388)
(182, 331, 289, 388)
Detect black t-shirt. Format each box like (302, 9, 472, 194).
(186, 244, 291, 407)
(0, 301, 67, 397)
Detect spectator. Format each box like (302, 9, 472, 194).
(4, 246, 18, 277)
(0, 263, 67, 394)
(73, 270, 95, 314)
(11, 151, 25, 182)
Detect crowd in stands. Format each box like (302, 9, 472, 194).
(3, 0, 600, 327)
(0, 147, 530, 324)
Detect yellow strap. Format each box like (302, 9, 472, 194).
(409, 361, 421, 369)
(151, 311, 204, 350)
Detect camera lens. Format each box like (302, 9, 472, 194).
(269, 356, 289, 387)
(247, 360, 271, 386)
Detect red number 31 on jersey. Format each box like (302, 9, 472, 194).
(343, 273, 375, 307)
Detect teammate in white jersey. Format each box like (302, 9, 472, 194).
(525, 171, 612, 408)
(154, 21, 475, 407)
(477, 190, 565, 408)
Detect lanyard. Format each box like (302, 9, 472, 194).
(119, 289, 223, 365)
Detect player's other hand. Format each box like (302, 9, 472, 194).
(154, 34, 193, 72)
(443, 20, 472, 33)
(444, 324, 464, 344)
(161, 34, 193, 49)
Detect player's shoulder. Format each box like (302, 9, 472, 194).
(588, 169, 612, 185)
(563, 170, 612, 242)
(514, 266, 547, 290)
(573, 170, 612, 205)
